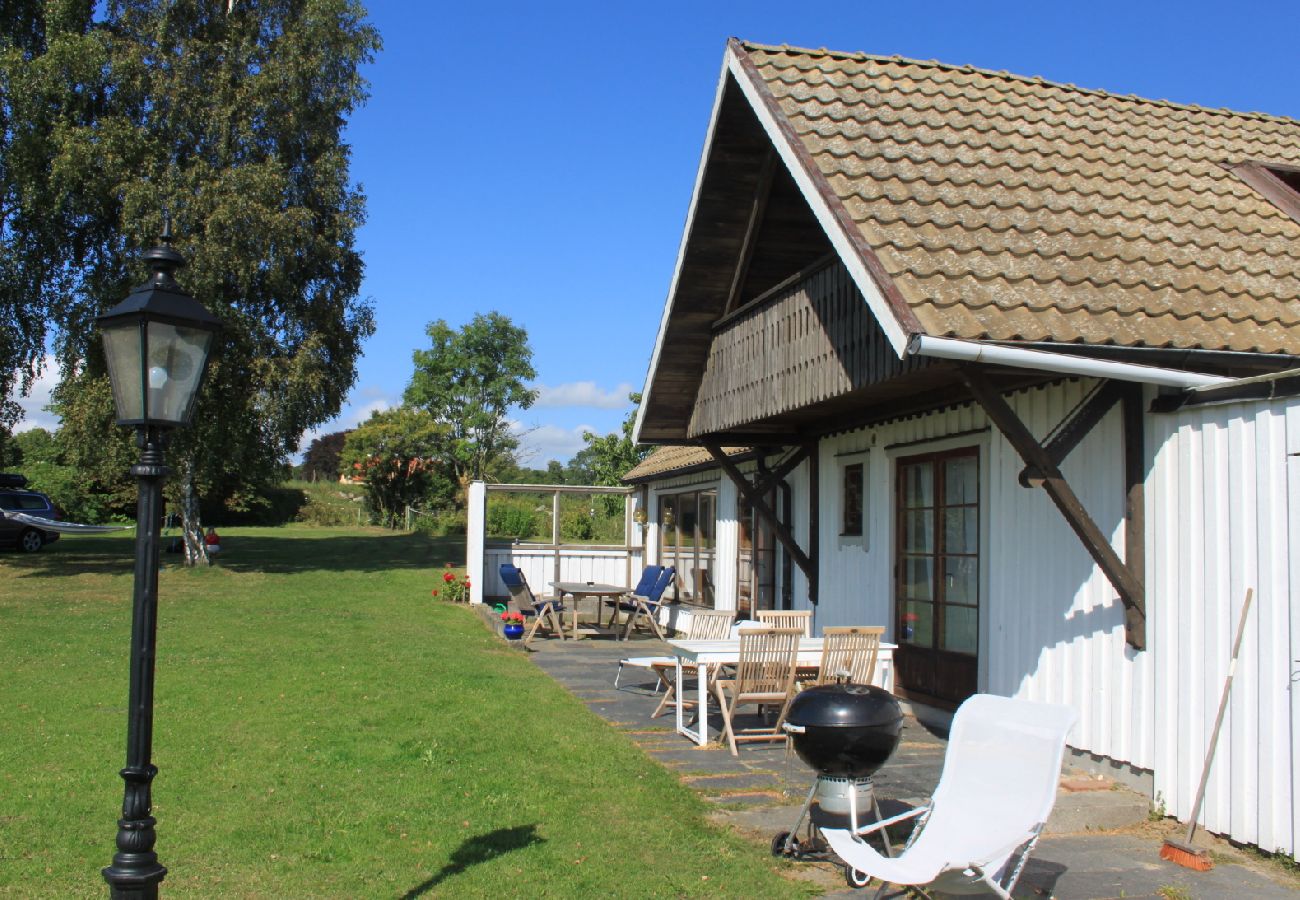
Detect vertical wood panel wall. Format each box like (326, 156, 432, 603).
(1148, 398, 1296, 856)
(689, 260, 917, 435)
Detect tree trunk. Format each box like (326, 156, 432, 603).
(178, 464, 209, 567)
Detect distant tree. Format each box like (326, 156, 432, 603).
(3, 1, 380, 564)
(564, 445, 599, 484)
(339, 407, 452, 527)
(579, 393, 650, 486)
(302, 431, 351, 482)
(12, 428, 58, 465)
(404, 313, 538, 503)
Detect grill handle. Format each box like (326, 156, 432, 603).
(781, 723, 805, 734)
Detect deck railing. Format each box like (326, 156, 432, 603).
(467, 481, 644, 605)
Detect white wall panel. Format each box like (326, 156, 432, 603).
(1148, 398, 1296, 856)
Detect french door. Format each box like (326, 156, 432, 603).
(893, 448, 980, 706)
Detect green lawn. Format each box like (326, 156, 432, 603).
(0, 526, 809, 898)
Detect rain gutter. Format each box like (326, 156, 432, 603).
(906, 335, 1233, 390)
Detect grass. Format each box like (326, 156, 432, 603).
(0, 526, 811, 898)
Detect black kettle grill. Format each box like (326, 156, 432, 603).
(774, 683, 904, 889)
(785, 682, 903, 777)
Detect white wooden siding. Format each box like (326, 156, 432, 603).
(799, 381, 1148, 771)
(1148, 398, 1296, 856)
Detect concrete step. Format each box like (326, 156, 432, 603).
(1048, 774, 1151, 834)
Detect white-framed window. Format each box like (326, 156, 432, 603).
(838, 452, 868, 547)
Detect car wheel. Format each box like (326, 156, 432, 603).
(18, 529, 43, 553)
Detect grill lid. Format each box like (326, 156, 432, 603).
(786, 683, 902, 730)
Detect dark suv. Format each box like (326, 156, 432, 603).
(0, 474, 60, 553)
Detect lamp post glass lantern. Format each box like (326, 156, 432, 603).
(97, 231, 219, 899)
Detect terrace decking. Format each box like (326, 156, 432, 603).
(506, 621, 1300, 899)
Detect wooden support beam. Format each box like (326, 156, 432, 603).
(958, 367, 1146, 649)
(807, 441, 819, 606)
(1019, 380, 1126, 487)
(1122, 383, 1146, 619)
(721, 149, 777, 318)
(753, 444, 811, 496)
(705, 444, 817, 602)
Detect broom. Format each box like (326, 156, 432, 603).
(1160, 587, 1254, 871)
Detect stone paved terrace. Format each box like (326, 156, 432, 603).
(498, 615, 1300, 899)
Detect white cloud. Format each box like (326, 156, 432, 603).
(12, 357, 60, 434)
(511, 421, 594, 466)
(533, 381, 635, 410)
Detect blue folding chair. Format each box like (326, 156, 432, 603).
(606, 565, 663, 632)
(499, 564, 566, 644)
(620, 565, 676, 641)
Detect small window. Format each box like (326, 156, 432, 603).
(839, 455, 868, 545)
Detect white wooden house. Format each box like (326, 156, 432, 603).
(626, 40, 1300, 856)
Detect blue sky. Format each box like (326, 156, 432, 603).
(17, 0, 1300, 464)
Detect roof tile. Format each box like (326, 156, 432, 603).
(740, 42, 1300, 353)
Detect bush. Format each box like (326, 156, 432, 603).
(221, 485, 307, 525)
(486, 496, 543, 540)
(412, 509, 465, 536)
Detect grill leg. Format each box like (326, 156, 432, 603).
(781, 781, 819, 854)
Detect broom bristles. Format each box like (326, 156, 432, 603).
(1160, 839, 1213, 871)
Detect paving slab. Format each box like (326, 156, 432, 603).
(510, 622, 1300, 899)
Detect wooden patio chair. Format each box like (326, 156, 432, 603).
(812, 625, 884, 686)
(605, 565, 663, 632)
(498, 564, 566, 644)
(756, 609, 812, 636)
(620, 566, 676, 641)
(649, 609, 735, 718)
(712, 626, 803, 755)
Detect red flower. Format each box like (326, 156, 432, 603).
(443, 572, 455, 583)
(464, 579, 471, 587)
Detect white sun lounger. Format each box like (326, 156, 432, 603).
(821, 693, 1077, 899)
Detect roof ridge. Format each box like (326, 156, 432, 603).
(736, 39, 1300, 127)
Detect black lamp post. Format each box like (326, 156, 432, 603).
(97, 229, 220, 900)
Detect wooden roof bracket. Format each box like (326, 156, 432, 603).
(1018, 380, 1126, 486)
(721, 148, 778, 318)
(957, 366, 1147, 649)
(705, 442, 820, 605)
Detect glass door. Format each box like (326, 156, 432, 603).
(894, 448, 980, 706)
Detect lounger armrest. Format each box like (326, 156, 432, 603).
(850, 804, 930, 839)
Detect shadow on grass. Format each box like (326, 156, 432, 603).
(0, 530, 467, 578)
(400, 824, 544, 898)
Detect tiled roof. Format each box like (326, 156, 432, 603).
(738, 42, 1300, 354)
(622, 445, 750, 483)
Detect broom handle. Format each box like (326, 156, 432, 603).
(1184, 587, 1254, 844)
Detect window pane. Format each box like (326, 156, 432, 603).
(902, 556, 933, 601)
(903, 463, 933, 508)
(943, 556, 979, 605)
(903, 510, 934, 553)
(943, 508, 978, 555)
(902, 600, 933, 648)
(842, 462, 864, 536)
(679, 494, 698, 549)
(943, 605, 978, 655)
(698, 493, 716, 548)
(659, 496, 677, 550)
(945, 456, 978, 505)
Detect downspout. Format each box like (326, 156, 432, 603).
(908, 335, 1232, 390)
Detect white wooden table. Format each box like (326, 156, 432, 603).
(667, 637, 896, 746)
